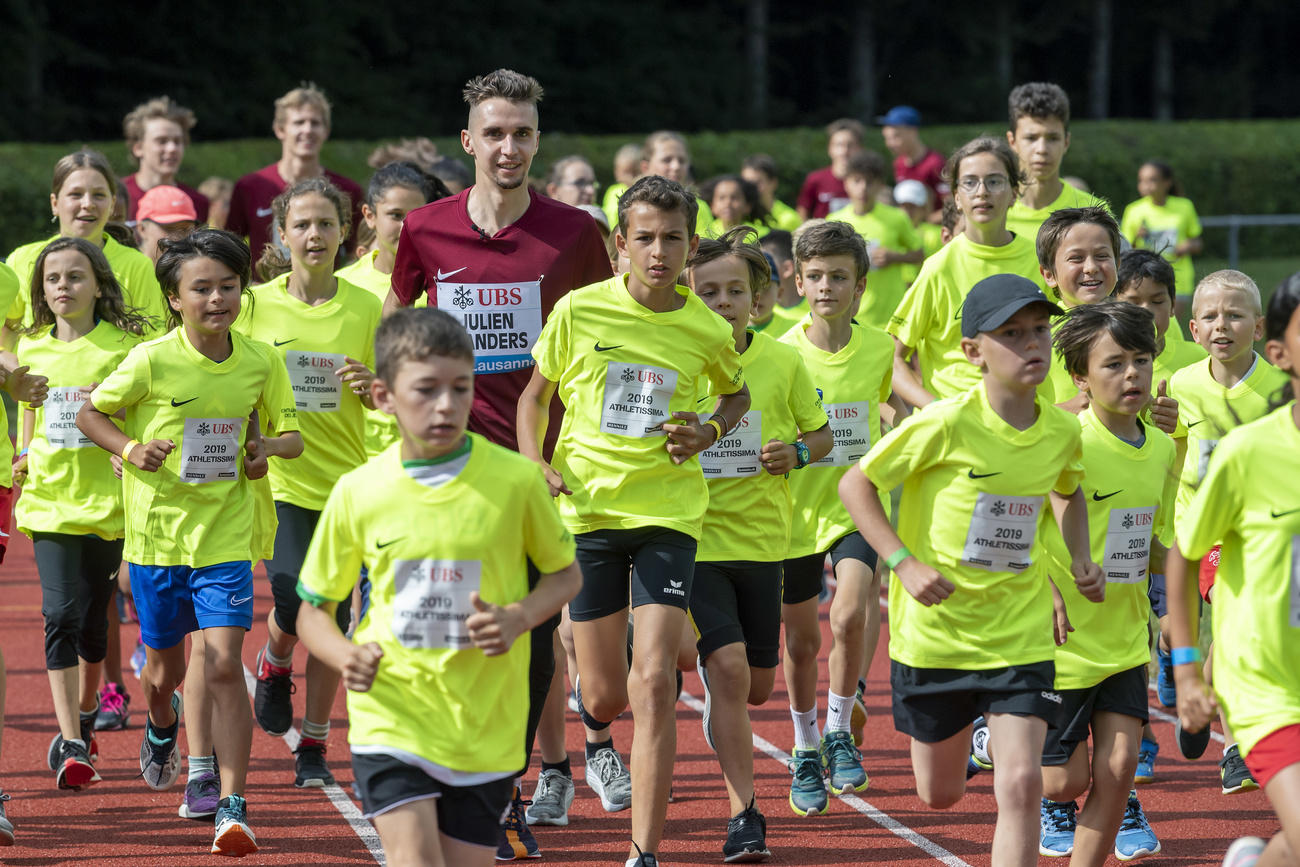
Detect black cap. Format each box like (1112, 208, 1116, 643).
(960, 274, 1064, 338)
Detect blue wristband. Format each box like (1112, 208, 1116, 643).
(1170, 646, 1203, 666)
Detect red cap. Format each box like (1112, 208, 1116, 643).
(136, 185, 197, 225)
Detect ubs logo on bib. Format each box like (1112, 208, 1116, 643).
(296, 355, 336, 369)
(437, 279, 544, 374)
(832, 405, 859, 420)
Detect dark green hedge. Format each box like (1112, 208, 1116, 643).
(4, 119, 1300, 259)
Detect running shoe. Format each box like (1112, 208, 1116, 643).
(585, 744, 632, 812)
(1221, 836, 1267, 867)
(1114, 790, 1161, 861)
(821, 730, 868, 794)
(94, 681, 131, 731)
(850, 678, 868, 747)
(1220, 745, 1260, 794)
(139, 692, 183, 791)
(787, 748, 829, 816)
(1135, 736, 1159, 784)
(253, 647, 295, 737)
(179, 770, 222, 819)
(130, 640, 147, 680)
(54, 738, 101, 790)
(293, 738, 335, 788)
(1155, 644, 1177, 707)
(625, 844, 658, 867)
(525, 768, 574, 826)
(496, 785, 541, 861)
(697, 657, 715, 752)
(0, 790, 13, 846)
(1176, 716, 1212, 760)
(211, 794, 258, 857)
(722, 797, 770, 863)
(1039, 798, 1077, 856)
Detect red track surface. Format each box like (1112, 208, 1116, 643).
(0, 530, 1279, 865)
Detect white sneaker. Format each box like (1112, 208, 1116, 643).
(584, 745, 632, 812)
(1221, 836, 1266, 867)
(139, 692, 183, 791)
(525, 768, 575, 826)
(696, 657, 714, 752)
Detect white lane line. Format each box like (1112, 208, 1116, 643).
(678, 690, 974, 867)
(243, 665, 388, 865)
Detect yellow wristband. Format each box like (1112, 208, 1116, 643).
(121, 440, 140, 461)
(705, 419, 724, 443)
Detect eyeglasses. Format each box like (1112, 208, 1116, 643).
(564, 178, 600, 190)
(957, 175, 1010, 194)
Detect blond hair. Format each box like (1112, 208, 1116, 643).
(274, 83, 332, 130)
(1192, 269, 1263, 315)
(123, 96, 197, 165)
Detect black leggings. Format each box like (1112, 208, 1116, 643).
(266, 502, 351, 635)
(34, 533, 122, 670)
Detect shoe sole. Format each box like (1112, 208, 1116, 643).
(295, 777, 333, 789)
(583, 769, 630, 812)
(1134, 773, 1155, 785)
(57, 760, 101, 790)
(1040, 844, 1074, 857)
(697, 659, 714, 752)
(179, 803, 218, 819)
(212, 823, 259, 857)
(94, 717, 128, 732)
(723, 846, 772, 863)
(1222, 779, 1260, 795)
(828, 777, 868, 795)
(1114, 842, 1161, 861)
(788, 793, 828, 817)
(1175, 719, 1211, 760)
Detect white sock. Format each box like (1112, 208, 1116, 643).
(264, 642, 292, 669)
(825, 691, 855, 733)
(791, 705, 820, 751)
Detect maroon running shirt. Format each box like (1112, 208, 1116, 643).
(391, 187, 613, 453)
(893, 148, 950, 206)
(122, 174, 210, 225)
(796, 166, 850, 219)
(226, 163, 364, 267)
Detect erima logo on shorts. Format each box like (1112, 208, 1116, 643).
(1041, 691, 1063, 705)
(664, 579, 686, 597)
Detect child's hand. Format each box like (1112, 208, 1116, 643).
(337, 357, 376, 400)
(760, 439, 796, 475)
(110, 453, 124, 480)
(870, 246, 890, 269)
(342, 641, 384, 692)
(1149, 379, 1179, 435)
(540, 463, 572, 497)
(896, 557, 954, 606)
(662, 411, 714, 465)
(11, 451, 27, 488)
(1052, 593, 1074, 646)
(1071, 559, 1105, 602)
(1174, 663, 1216, 734)
(243, 438, 269, 480)
(466, 592, 528, 656)
(6, 366, 49, 407)
(1057, 390, 1089, 416)
(129, 439, 175, 472)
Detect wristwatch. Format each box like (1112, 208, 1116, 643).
(793, 440, 811, 469)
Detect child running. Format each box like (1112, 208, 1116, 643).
(296, 307, 581, 867)
(12, 238, 145, 790)
(778, 221, 898, 816)
(76, 228, 302, 858)
(840, 273, 1105, 867)
(518, 176, 749, 867)
(1165, 275, 1300, 867)
(687, 226, 832, 859)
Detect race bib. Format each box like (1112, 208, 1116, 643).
(961, 493, 1042, 572)
(600, 362, 678, 438)
(391, 559, 482, 650)
(437, 279, 543, 374)
(285, 351, 345, 412)
(179, 417, 241, 483)
(700, 410, 762, 477)
(44, 386, 94, 448)
(1197, 438, 1220, 483)
(1290, 537, 1300, 628)
(815, 401, 871, 466)
(1101, 507, 1157, 584)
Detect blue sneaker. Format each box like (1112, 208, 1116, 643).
(1114, 790, 1160, 861)
(1039, 798, 1077, 857)
(821, 730, 868, 794)
(787, 748, 829, 816)
(1135, 737, 1158, 784)
(211, 794, 258, 857)
(1155, 645, 1176, 707)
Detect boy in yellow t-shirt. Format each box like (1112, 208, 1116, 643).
(825, 152, 922, 331)
(518, 176, 749, 867)
(778, 222, 899, 816)
(296, 308, 580, 867)
(894, 179, 943, 286)
(840, 273, 1105, 867)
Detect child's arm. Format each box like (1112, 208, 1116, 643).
(1050, 580, 1073, 646)
(839, 468, 953, 606)
(1164, 542, 1215, 732)
(759, 423, 832, 475)
(337, 356, 377, 410)
(1148, 379, 1179, 435)
(517, 367, 570, 496)
(890, 337, 934, 409)
(12, 407, 35, 488)
(1048, 487, 1105, 602)
(0, 351, 49, 407)
(75, 401, 174, 472)
(297, 599, 383, 693)
(871, 247, 924, 268)
(663, 384, 751, 466)
(466, 560, 583, 657)
(881, 391, 910, 429)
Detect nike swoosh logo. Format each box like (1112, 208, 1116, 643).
(376, 538, 402, 549)
(255, 207, 273, 218)
(1271, 507, 1300, 518)
(273, 338, 297, 346)
(968, 469, 1000, 479)
(171, 397, 198, 407)
(594, 342, 623, 352)
(230, 595, 252, 606)
(1187, 420, 1204, 428)
(1092, 490, 1122, 501)
(436, 267, 468, 281)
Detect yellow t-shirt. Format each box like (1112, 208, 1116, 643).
(1120, 196, 1202, 299)
(780, 319, 893, 557)
(1175, 403, 1300, 757)
(1005, 182, 1110, 243)
(861, 384, 1084, 669)
(703, 218, 766, 241)
(0, 263, 20, 486)
(296, 435, 576, 774)
(14, 321, 140, 537)
(532, 275, 744, 540)
(6, 234, 167, 334)
(902, 222, 944, 286)
(601, 183, 628, 234)
(89, 328, 299, 567)
(769, 199, 802, 232)
(825, 202, 921, 331)
(696, 330, 827, 562)
(888, 232, 1047, 400)
(1045, 409, 1178, 689)
(1168, 354, 1289, 515)
(235, 275, 381, 510)
(766, 299, 809, 339)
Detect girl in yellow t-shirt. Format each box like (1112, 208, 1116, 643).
(13, 238, 146, 791)
(1120, 161, 1203, 319)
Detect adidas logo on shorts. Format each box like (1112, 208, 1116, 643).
(1041, 691, 1063, 705)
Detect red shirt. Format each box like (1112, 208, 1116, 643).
(893, 148, 949, 205)
(122, 174, 210, 225)
(392, 187, 613, 453)
(796, 166, 850, 218)
(226, 164, 364, 268)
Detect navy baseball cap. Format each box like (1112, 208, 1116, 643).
(875, 105, 922, 127)
(960, 274, 1064, 338)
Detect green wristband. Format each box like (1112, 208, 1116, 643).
(885, 546, 911, 569)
